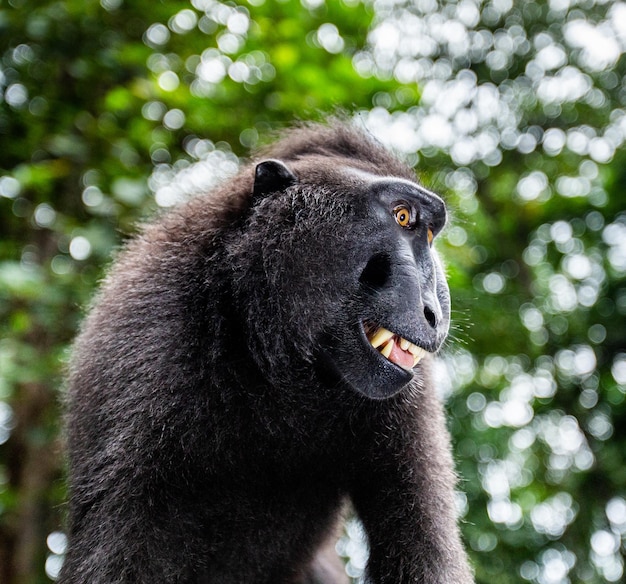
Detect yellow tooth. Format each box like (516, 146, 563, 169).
(408, 345, 427, 366)
(380, 338, 394, 359)
(407, 342, 420, 356)
(369, 327, 394, 349)
(400, 338, 410, 351)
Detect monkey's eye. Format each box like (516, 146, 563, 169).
(393, 204, 414, 229)
(427, 227, 434, 245)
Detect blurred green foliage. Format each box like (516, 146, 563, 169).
(1, 0, 625, 583)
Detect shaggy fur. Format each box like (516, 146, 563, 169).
(60, 122, 474, 584)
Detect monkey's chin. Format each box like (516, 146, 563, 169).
(317, 322, 420, 400)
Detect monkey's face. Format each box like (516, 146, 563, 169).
(316, 173, 451, 399)
(234, 162, 450, 400)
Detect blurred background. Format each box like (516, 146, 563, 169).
(1, 0, 625, 582)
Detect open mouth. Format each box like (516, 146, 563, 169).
(364, 322, 428, 371)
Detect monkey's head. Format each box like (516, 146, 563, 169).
(229, 138, 450, 400)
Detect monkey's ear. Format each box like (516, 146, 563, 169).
(253, 159, 297, 201)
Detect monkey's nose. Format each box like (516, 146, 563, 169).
(423, 305, 438, 329)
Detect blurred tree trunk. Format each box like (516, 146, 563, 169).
(6, 380, 61, 584)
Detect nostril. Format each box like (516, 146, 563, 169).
(359, 253, 392, 290)
(424, 305, 438, 329)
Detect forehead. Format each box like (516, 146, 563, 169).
(344, 167, 446, 210)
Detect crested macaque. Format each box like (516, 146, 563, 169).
(60, 122, 474, 584)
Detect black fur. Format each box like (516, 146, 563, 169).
(60, 122, 474, 583)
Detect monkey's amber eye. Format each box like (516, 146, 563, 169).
(393, 205, 412, 228)
(427, 227, 434, 245)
